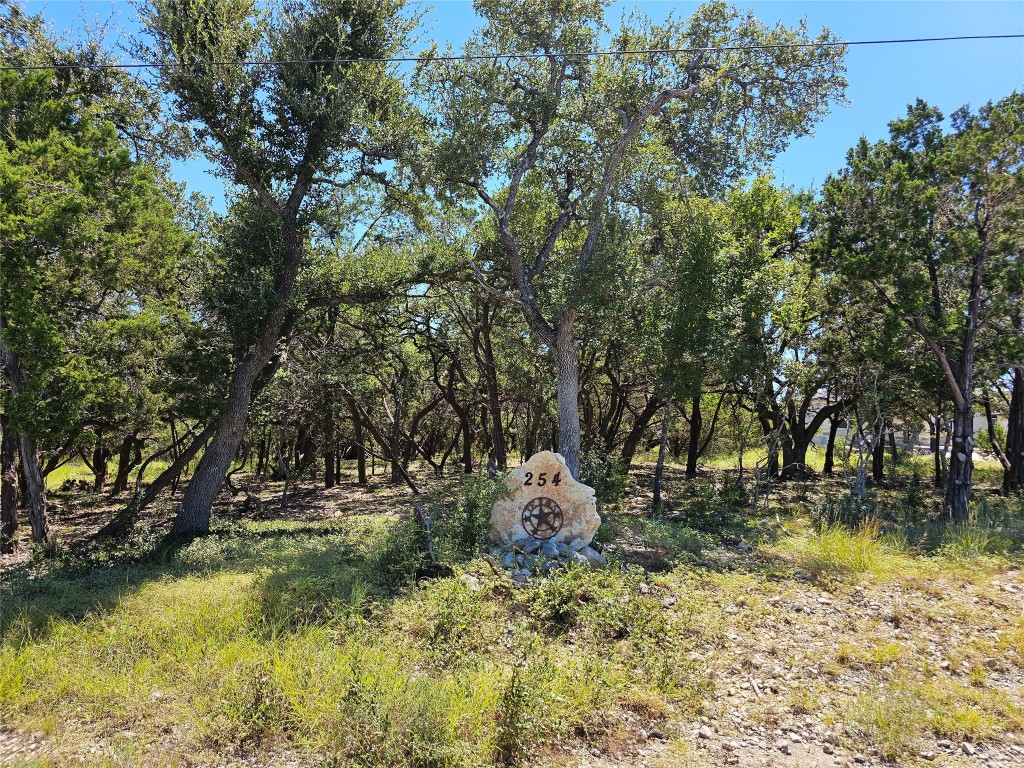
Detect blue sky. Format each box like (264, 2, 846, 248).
(25, 1, 1024, 211)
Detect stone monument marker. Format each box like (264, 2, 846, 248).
(489, 451, 604, 573)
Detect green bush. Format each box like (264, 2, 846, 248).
(580, 447, 627, 507)
(432, 473, 510, 560)
(365, 519, 427, 592)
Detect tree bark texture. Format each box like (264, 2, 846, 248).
(0, 335, 52, 551)
(111, 433, 137, 495)
(1, 414, 19, 554)
(823, 417, 839, 476)
(945, 400, 975, 520)
(18, 431, 52, 551)
(1005, 367, 1023, 492)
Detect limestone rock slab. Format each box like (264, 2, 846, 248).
(489, 451, 600, 547)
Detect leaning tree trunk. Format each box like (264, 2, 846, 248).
(685, 391, 702, 478)
(169, 224, 303, 537)
(0, 336, 51, 552)
(1005, 366, 1023, 492)
(18, 431, 52, 551)
(618, 395, 663, 472)
(553, 316, 581, 479)
(1, 414, 19, 554)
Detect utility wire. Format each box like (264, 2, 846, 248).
(2, 33, 1023, 72)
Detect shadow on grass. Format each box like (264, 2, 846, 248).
(0, 514, 425, 647)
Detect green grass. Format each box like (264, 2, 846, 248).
(845, 675, 1022, 760)
(771, 520, 915, 580)
(3, 466, 1022, 766)
(0, 521, 709, 766)
(45, 459, 177, 492)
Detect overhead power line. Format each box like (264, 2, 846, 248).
(1, 33, 1023, 72)
(5, 33, 1024, 71)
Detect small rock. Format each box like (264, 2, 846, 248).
(458, 573, 482, 591)
(539, 539, 559, 558)
(962, 742, 976, 756)
(983, 658, 998, 669)
(699, 725, 714, 740)
(776, 741, 791, 755)
(569, 537, 587, 553)
(579, 545, 607, 567)
(823, 744, 834, 755)
(511, 571, 528, 584)
(738, 541, 753, 553)
(937, 739, 953, 749)
(920, 752, 936, 761)
(852, 754, 866, 764)
(790, 733, 803, 743)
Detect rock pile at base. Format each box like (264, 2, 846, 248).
(491, 536, 606, 584)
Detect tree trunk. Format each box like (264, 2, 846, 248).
(479, 307, 507, 470)
(982, 394, 1011, 472)
(351, 400, 367, 486)
(685, 391, 702, 478)
(460, 418, 473, 474)
(618, 395, 662, 471)
(823, 417, 839, 476)
(653, 402, 671, 512)
(169, 217, 305, 537)
(932, 414, 944, 488)
(554, 317, 581, 479)
(1004, 367, 1023, 492)
(18, 431, 52, 551)
(91, 440, 109, 492)
(1, 414, 19, 554)
(324, 396, 336, 489)
(389, 395, 403, 481)
(756, 407, 780, 479)
(0, 335, 52, 552)
(871, 434, 885, 485)
(111, 433, 137, 496)
(888, 429, 899, 471)
(944, 400, 974, 520)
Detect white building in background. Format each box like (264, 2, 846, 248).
(806, 398, 1007, 456)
